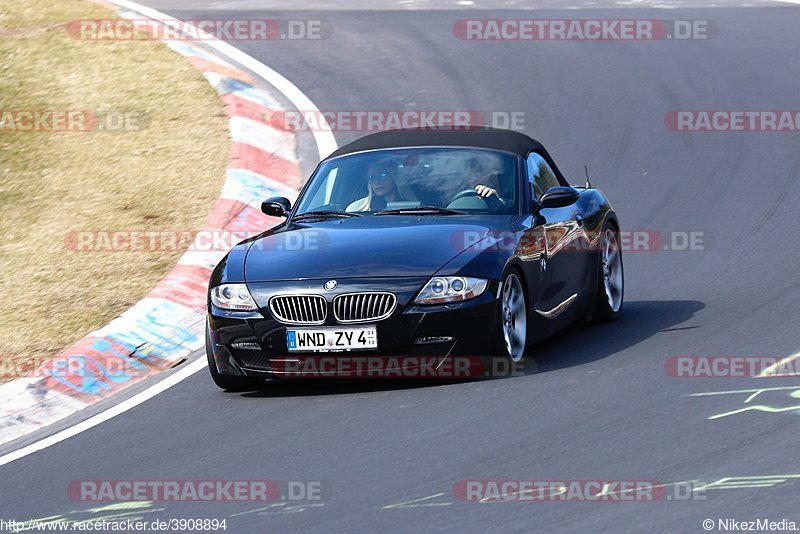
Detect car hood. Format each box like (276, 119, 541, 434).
(243, 216, 518, 281)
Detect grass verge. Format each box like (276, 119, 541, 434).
(0, 0, 229, 381)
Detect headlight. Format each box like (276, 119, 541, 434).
(210, 283, 258, 311)
(414, 276, 488, 305)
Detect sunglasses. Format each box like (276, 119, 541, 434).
(368, 171, 393, 183)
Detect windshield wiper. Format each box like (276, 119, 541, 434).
(374, 206, 465, 216)
(292, 210, 362, 221)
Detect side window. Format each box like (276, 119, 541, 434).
(526, 153, 559, 200)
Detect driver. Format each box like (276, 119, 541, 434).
(465, 156, 507, 206)
(346, 157, 418, 212)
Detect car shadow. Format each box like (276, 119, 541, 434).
(523, 299, 705, 375)
(240, 299, 704, 398)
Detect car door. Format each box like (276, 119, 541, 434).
(525, 153, 586, 319)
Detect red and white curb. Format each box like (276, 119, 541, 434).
(0, 8, 321, 447)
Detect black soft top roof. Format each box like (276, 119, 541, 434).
(326, 128, 548, 159)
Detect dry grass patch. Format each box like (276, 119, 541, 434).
(0, 0, 229, 380)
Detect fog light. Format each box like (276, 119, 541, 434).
(231, 342, 261, 350)
(413, 336, 455, 345)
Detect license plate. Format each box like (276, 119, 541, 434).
(286, 326, 378, 352)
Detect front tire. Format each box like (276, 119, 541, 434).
(494, 270, 528, 363)
(593, 222, 624, 322)
(206, 326, 265, 391)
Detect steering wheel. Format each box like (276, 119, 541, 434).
(450, 188, 502, 208)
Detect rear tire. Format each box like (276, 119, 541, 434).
(592, 221, 624, 322)
(206, 326, 265, 391)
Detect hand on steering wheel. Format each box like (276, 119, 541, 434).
(475, 184, 500, 200)
(450, 187, 503, 209)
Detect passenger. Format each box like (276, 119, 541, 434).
(347, 157, 418, 211)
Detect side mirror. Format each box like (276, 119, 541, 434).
(538, 186, 580, 210)
(261, 196, 291, 217)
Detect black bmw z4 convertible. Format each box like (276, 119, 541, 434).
(206, 128, 623, 390)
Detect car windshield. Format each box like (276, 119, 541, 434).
(294, 147, 519, 216)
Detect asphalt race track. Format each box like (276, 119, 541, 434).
(3, 1, 800, 531)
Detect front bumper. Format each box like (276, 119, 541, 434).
(207, 277, 502, 378)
